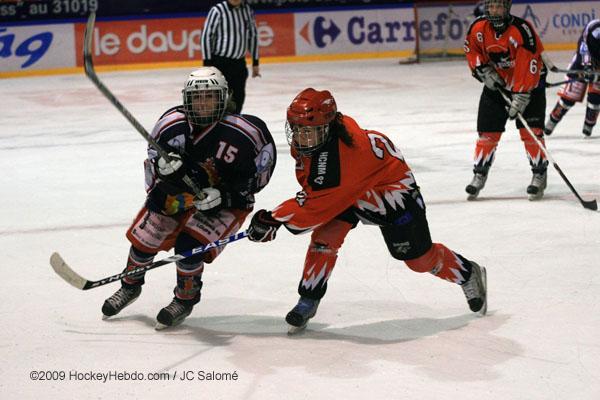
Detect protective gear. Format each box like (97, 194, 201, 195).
(182, 67, 229, 128)
(157, 152, 185, 179)
(474, 64, 505, 90)
(286, 88, 337, 154)
(527, 170, 547, 200)
(247, 209, 282, 242)
(193, 187, 222, 211)
(484, 0, 512, 32)
(508, 92, 531, 119)
(582, 66, 600, 83)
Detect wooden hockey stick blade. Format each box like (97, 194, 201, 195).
(49, 230, 249, 291)
(50, 252, 88, 290)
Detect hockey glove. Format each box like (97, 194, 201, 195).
(474, 65, 505, 91)
(193, 188, 222, 212)
(582, 65, 600, 83)
(248, 209, 282, 243)
(508, 92, 531, 120)
(157, 152, 185, 181)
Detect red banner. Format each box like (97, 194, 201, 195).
(74, 14, 294, 66)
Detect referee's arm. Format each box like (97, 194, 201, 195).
(201, 7, 220, 66)
(248, 8, 260, 77)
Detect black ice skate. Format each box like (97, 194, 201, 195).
(286, 297, 320, 334)
(527, 171, 547, 201)
(583, 123, 593, 137)
(544, 118, 557, 136)
(102, 285, 142, 319)
(155, 297, 195, 330)
(465, 173, 488, 200)
(461, 262, 487, 316)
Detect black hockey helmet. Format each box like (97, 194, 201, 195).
(484, 0, 512, 32)
(587, 25, 600, 67)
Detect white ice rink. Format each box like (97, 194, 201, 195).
(1, 51, 599, 399)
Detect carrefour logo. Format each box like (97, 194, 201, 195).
(300, 16, 341, 48)
(299, 11, 474, 49)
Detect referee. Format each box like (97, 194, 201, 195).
(201, 0, 260, 113)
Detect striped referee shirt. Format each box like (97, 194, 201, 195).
(201, 1, 259, 66)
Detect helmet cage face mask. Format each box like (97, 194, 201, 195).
(285, 122, 330, 155)
(183, 68, 228, 128)
(285, 88, 337, 155)
(484, 0, 511, 31)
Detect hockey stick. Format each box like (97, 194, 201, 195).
(50, 231, 248, 290)
(499, 90, 597, 211)
(83, 12, 205, 197)
(542, 52, 600, 79)
(545, 79, 585, 88)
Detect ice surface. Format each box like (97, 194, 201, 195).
(1, 51, 599, 399)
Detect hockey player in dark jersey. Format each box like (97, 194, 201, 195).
(101, 67, 276, 329)
(545, 19, 600, 137)
(246, 88, 487, 333)
(463, 0, 549, 201)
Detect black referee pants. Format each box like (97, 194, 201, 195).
(209, 56, 249, 114)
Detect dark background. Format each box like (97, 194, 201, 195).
(0, 0, 410, 23)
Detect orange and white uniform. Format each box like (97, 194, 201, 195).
(270, 115, 476, 300)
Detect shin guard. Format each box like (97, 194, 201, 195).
(473, 132, 501, 174)
(404, 243, 472, 285)
(298, 219, 353, 300)
(122, 246, 155, 286)
(519, 128, 548, 172)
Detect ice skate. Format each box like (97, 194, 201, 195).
(543, 118, 557, 136)
(102, 285, 142, 319)
(527, 171, 547, 201)
(583, 123, 593, 137)
(461, 262, 487, 316)
(155, 297, 195, 330)
(286, 297, 320, 334)
(465, 173, 488, 200)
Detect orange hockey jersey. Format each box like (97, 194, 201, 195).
(464, 16, 544, 93)
(271, 115, 420, 233)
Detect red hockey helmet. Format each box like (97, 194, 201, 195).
(286, 88, 337, 154)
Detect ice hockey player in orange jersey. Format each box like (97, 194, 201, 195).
(464, 0, 548, 201)
(247, 88, 487, 333)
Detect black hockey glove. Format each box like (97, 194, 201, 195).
(247, 209, 282, 242)
(582, 65, 600, 83)
(508, 92, 531, 120)
(474, 65, 505, 91)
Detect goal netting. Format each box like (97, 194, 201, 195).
(400, 0, 479, 64)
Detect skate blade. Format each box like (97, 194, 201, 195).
(155, 316, 188, 331)
(467, 193, 479, 201)
(528, 191, 544, 201)
(478, 267, 488, 316)
(287, 323, 308, 335)
(155, 322, 169, 331)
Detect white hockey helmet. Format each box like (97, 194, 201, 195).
(182, 67, 229, 128)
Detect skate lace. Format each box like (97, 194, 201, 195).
(531, 173, 546, 187)
(108, 288, 136, 308)
(462, 270, 481, 300)
(470, 174, 487, 189)
(164, 299, 187, 315)
(293, 298, 318, 317)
